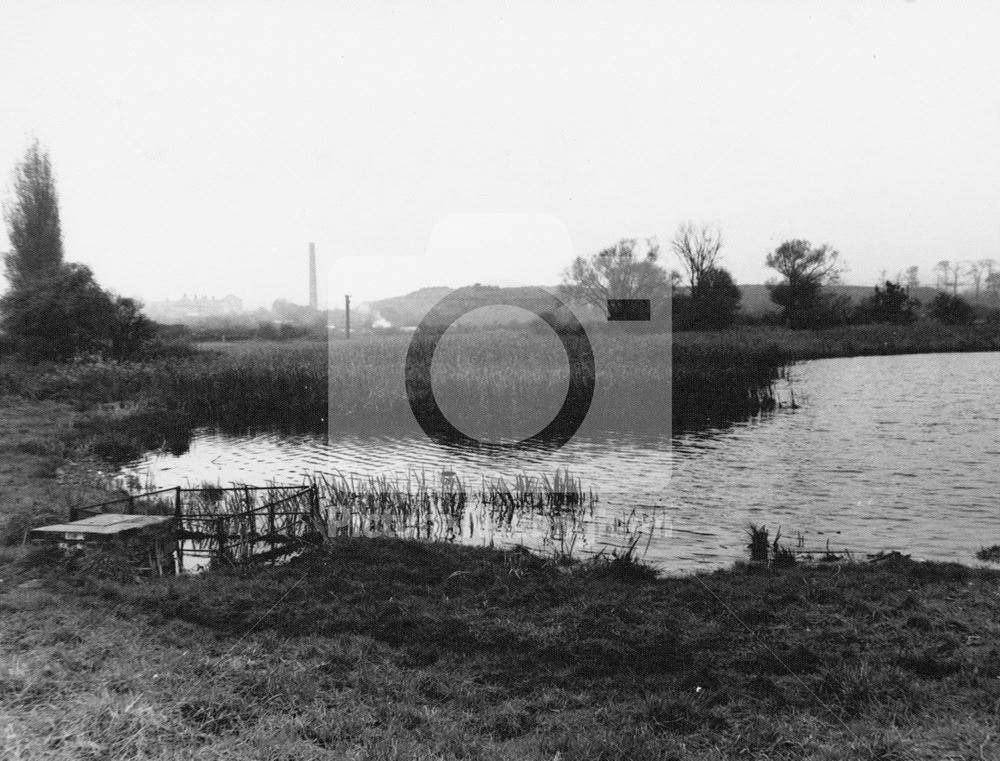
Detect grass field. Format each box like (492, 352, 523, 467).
(2, 539, 999, 760)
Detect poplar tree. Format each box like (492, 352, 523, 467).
(3, 140, 64, 288)
(1, 141, 154, 360)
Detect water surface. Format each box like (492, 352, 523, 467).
(123, 351, 1000, 571)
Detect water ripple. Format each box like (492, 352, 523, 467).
(123, 351, 1000, 571)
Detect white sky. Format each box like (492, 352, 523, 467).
(1, 1, 998, 308)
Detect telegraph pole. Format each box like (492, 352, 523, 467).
(344, 295, 351, 339)
(308, 242, 318, 310)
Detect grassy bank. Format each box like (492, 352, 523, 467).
(2, 538, 999, 760)
(0, 396, 129, 545)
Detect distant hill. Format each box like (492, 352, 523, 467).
(366, 283, 947, 326)
(368, 285, 585, 327)
(367, 287, 453, 327)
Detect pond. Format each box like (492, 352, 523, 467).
(121, 351, 1000, 571)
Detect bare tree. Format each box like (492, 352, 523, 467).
(2, 140, 64, 289)
(904, 265, 920, 289)
(934, 260, 963, 295)
(973, 259, 998, 300)
(968, 261, 985, 300)
(560, 238, 670, 317)
(671, 221, 723, 297)
(986, 270, 1000, 300)
(934, 261, 948, 290)
(951, 262, 965, 295)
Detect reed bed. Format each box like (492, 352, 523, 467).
(479, 470, 594, 512)
(471, 470, 595, 556)
(309, 468, 596, 550)
(9, 321, 1000, 446)
(314, 470, 458, 540)
(9, 330, 788, 443)
(675, 321, 1000, 360)
(71, 468, 599, 566)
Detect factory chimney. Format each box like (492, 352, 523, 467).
(308, 242, 318, 310)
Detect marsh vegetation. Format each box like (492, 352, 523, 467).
(1, 328, 788, 459)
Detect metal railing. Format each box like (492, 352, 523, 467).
(69, 484, 324, 570)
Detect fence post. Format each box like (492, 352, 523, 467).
(216, 516, 227, 565)
(245, 487, 256, 554)
(174, 487, 184, 574)
(70, 506, 79, 522)
(267, 500, 276, 542)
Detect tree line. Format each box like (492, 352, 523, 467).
(931, 259, 1000, 300)
(561, 227, 996, 330)
(2, 141, 995, 364)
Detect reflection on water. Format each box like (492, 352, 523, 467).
(122, 352, 1000, 571)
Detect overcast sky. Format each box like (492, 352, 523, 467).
(1, 1, 998, 308)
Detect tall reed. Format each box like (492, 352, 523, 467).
(10, 330, 789, 451)
(309, 467, 596, 548)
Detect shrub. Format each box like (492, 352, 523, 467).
(976, 545, 1000, 563)
(768, 284, 853, 329)
(856, 280, 918, 325)
(0, 263, 154, 361)
(673, 266, 742, 330)
(746, 524, 769, 562)
(765, 239, 847, 328)
(929, 292, 974, 326)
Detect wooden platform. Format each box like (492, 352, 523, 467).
(30, 513, 178, 576)
(30, 513, 175, 541)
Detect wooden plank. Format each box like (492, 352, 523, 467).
(31, 514, 174, 536)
